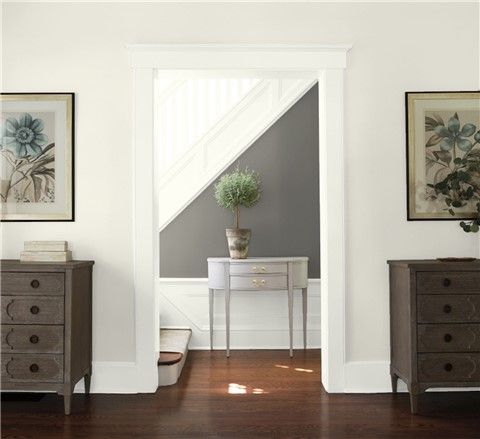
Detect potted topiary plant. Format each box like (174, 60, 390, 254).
(214, 167, 261, 259)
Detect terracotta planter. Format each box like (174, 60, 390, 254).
(226, 228, 251, 259)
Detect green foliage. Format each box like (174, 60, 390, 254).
(424, 111, 480, 233)
(214, 167, 261, 228)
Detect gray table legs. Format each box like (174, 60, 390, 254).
(209, 289, 214, 350)
(209, 284, 307, 358)
(302, 287, 307, 350)
(225, 287, 231, 358)
(288, 263, 294, 357)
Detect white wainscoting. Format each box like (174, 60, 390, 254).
(158, 278, 321, 350)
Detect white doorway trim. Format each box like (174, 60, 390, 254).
(128, 44, 351, 393)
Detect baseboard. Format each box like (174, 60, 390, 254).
(74, 361, 138, 394)
(344, 361, 480, 393)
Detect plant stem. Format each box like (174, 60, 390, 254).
(235, 206, 240, 229)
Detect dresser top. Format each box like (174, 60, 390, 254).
(1, 259, 95, 271)
(208, 256, 308, 263)
(387, 259, 480, 270)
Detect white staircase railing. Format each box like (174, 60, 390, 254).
(155, 76, 316, 231)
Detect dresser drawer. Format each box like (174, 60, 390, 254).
(1, 354, 63, 383)
(417, 295, 480, 323)
(1, 325, 64, 353)
(230, 275, 288, 290)
(1, 296, 64, 325)
(230, 263, 288, 275)
(417, 271, 480, 294)
(1, 273, 64, 296)
(417, 324, 480, 352)
(418, 353, 480, 382)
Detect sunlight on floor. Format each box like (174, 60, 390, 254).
(275, 364, 314, 373)
(228, 383, 268, 395)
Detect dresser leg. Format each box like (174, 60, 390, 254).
(409, 392, 419, 414)
(391, 373, 398, 393)
(84, 371, 91, 396)
(64, 392, 72, 415)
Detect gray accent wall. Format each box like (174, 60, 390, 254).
(160, 84, 320, 278)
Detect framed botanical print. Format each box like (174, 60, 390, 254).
(0, 93, 74, 221)
(406, 91, 480, 220)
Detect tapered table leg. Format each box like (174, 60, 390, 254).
(288, 262, 294, 357)
(302, 287, 307, 350)
(209, 289, 214, 350)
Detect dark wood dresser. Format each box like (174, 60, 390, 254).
(1, 259, 94, 414)
(388, 259, 480, 413)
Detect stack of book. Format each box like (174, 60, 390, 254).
(20, 241, 72, 262)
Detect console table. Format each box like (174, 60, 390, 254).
(207, 257, 308, 357)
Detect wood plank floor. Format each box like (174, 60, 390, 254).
(2, 350, 480, 438)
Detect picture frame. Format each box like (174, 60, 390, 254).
(406, 91, 480, 220)
(0, 92, 74, 221)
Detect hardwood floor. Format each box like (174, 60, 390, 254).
(2, 350, 480, 438)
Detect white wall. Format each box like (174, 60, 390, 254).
(2, 2, 479, 387)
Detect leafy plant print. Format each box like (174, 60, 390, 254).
(425, 112, 480, 232)
(0, 113, 55, 203)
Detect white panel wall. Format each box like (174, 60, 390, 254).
(1, 2, 478, 391)
(159, 279, 321, 349)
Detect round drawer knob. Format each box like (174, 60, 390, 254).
(443, 304, 452, 314)
(29, 363, 39, 373)
(29, 335, 39, 344)
(444, 363, 453, 372)
(30, 279, 40, 289)
(30, 306, 40, 315)
(444, 333, 452, 343)
(443, 278, 451, 287)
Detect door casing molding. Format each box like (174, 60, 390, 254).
(129, 43, 351, 392)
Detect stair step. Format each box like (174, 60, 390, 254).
(158, 328, 192, 387)
(158, 352, 183, 366)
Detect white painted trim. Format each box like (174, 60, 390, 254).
(131, 43, 350, 393)
(133, 68, 160, 392)
(73, 362, 138, 394)
(129, 44, 350, 70)
(318, 69, 346, 392)
(4, 0, 477, 3)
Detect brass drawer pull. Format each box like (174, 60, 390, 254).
(29, 363, 39, 373)
(444, 363, 453, 372)
(30, 306, 40, 315)
(443, 304, 452, 314)
(252, 279, 266, 287)
(30, 279, 40, 289)
(30, 335, 39, 344)
(443, 278, 451, 287)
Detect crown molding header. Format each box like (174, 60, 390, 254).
(4, 0, 477, 3)
(127, 43, 352, 70)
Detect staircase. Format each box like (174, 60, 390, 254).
(158, 328, 192, 387)
(156, 75, 317, 231)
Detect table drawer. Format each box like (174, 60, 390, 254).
(1, 354, 63, 383)
(417, 271, 480, 294)
(1, 325, 64, 353)
(417, 295, 480, 323)
(230, 263, 288, 275)
(418, 353, 480, 382)
(1, 296, 64, 325)
(230, 275, 288, 290)
(417, 324, 480, 352)
(1, 273, 64, 296)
